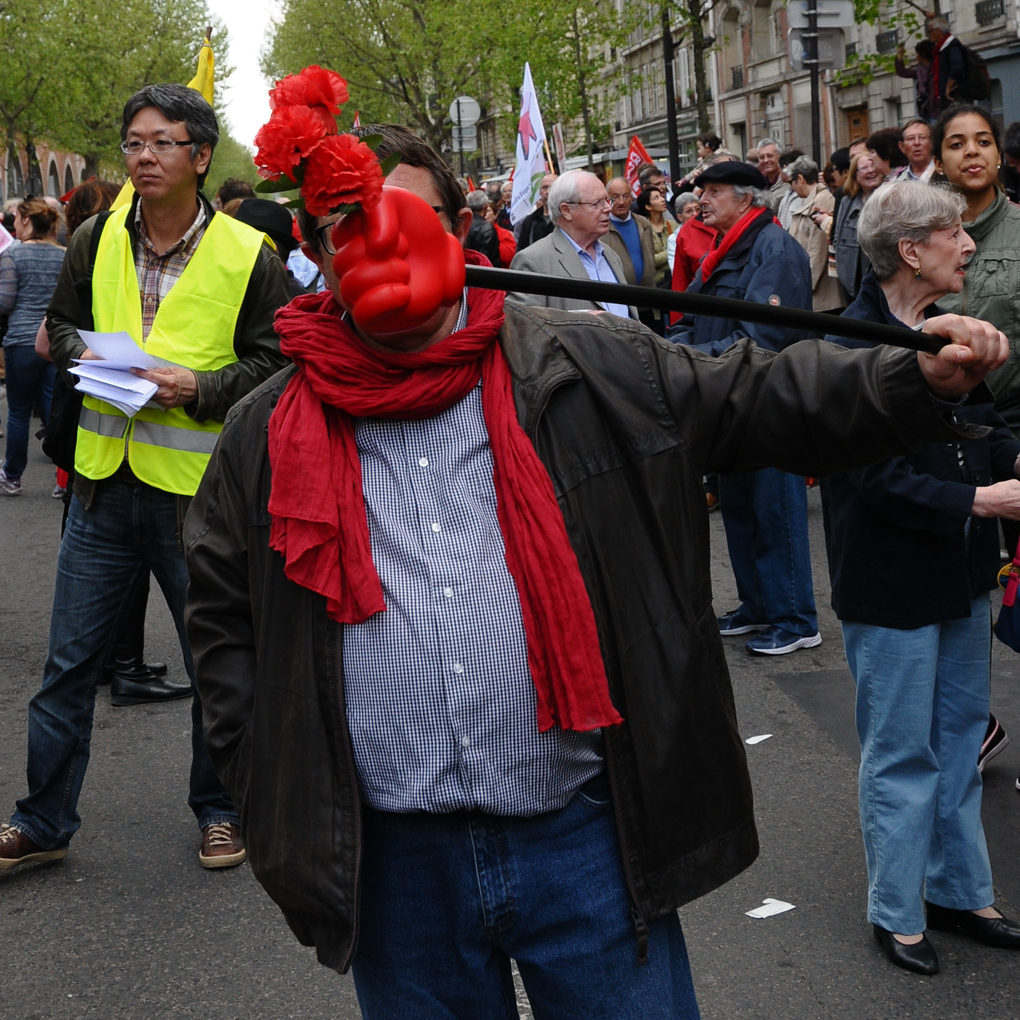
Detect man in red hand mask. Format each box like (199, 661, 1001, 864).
(185, 124, 1010, 1017)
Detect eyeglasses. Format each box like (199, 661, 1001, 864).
(120, 139, 194, 156)
(316, 204, 451, 254)
(567, 198, 611, 210)
(315, 221, 340, 255)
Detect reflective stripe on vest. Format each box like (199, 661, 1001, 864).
(79, 405, 128, 440)
(75, 200, 265, 496)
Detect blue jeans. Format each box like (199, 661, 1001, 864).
(2, 342, 56, 479)
(842, 595, 994, 935)
(352, 773, 700, 1020)
(718, 468, 818, 635)
(11, 479, 238, 850)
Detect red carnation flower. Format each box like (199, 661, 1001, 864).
(253, 105, 329, 181)
(270, 65, 349, 134)
(301, 134, 384, 217)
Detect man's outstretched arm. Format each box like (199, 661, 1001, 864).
(654, 314, 1008, 479)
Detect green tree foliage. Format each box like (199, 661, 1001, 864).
(263, 0, 640, 163)
(0, 0, 249, 191)
(206, 131, 257, 196)
(833, 0, 925, 88)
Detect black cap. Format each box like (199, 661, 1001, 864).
(233, 198, 298, 258)
(692, 162, 770, 190)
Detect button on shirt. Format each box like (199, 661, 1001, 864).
(342, 302, 604, 816)
(560, 230, 631, 319)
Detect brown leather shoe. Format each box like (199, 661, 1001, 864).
(199, 822, 246, 869)
(0, 823, 68, 873)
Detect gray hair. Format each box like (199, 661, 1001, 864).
(756, 138, 780, 153)
(786, 155, 819, 184)
(547, 169, 590, 223)
(731, 185, 771, 209)
(857, 181, 967, 280)
(929, 14, 950, 33)
(466, 190, 489, 213)
(675, 191, 699, 209)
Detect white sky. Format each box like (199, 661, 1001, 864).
(209, 0, 278, 148)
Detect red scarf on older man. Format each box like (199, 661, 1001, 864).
(267, 255, 622, 733)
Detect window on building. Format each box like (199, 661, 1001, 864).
(48, 160, 60, 197)
(723, 8, 742, 88)
(64, 164, 74, 195)
(8, 155, 24, 197)
(752, 0, 774, 59)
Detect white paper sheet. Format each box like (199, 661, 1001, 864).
(0, 223, 14, 255)
(69, 364, 158, 418)
(74, 329, 165, 370)
(745, 734, 773, 745)
(745, 898, 796, 919)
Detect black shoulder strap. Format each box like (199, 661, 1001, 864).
(73, 209, 112, 332)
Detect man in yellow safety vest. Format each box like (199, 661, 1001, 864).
(0, 84, 290, 874)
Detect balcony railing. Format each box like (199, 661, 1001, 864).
(845, 41, 858, 59)
(731, 65, 744, 90)
(976, 0, 1005, 24)
(876, 29, 899, 54)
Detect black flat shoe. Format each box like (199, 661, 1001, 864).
(100, 660, 169, 686)
(873, 926, 939, 974)
(110, 673, 192, 707)
(925, 902, 1020, 948)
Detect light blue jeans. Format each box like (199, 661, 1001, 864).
(841, 595, 994, 935)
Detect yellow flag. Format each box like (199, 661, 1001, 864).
(112, 32, 215, 209)
(187, 35, 215, 106)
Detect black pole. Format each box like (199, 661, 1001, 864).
(806, 0, 822, 165)
(661, 5, 682, 191)
(463, 265, 945, 354)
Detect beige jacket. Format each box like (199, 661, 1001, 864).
(787, 184, 845, 312)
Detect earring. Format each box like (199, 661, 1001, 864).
(915, 268, 922, 280)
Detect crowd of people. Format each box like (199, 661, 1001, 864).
(0, 59, 1018, 1018)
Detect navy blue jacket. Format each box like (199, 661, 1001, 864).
(667, 216, 813, 355)
(936, 37, 967, 105)
(823, 273, 1020, 628)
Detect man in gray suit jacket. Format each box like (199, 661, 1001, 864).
(508, 169, 638, 320)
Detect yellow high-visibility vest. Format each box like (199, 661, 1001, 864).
(76, 202, 265, 496)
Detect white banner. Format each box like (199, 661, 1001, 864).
(509, 63, 548, 227)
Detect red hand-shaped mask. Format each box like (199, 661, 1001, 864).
(330, 186, 466, 336)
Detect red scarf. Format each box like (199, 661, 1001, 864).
(699, 205, 778, 282)
(268, 257, 622, 733)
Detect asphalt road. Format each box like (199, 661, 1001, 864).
(1, 430, 1019, 1019)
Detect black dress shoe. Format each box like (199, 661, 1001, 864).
(925, 902, 1020, 948)
(100, 660, 169, 687)
(110, 673, 192, 707)
(873, 926, 939, 974)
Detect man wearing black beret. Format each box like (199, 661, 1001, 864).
(668, 160, 822, 657)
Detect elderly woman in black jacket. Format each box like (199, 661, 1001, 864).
(824, 180, 1020, 975)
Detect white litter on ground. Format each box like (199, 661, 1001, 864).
(745, 898, 796, 919)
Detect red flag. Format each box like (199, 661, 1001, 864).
(467, 176, 477, 192)
(353, 111, 361, 129)
(625, 136, 653, 198)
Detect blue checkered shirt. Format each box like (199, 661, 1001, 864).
(342, 306, 604, 816)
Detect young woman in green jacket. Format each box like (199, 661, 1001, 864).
(935, 104, 1020, 435)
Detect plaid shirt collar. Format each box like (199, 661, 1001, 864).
(133, 198, 206, 258)
(132, 197, 207, 341)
